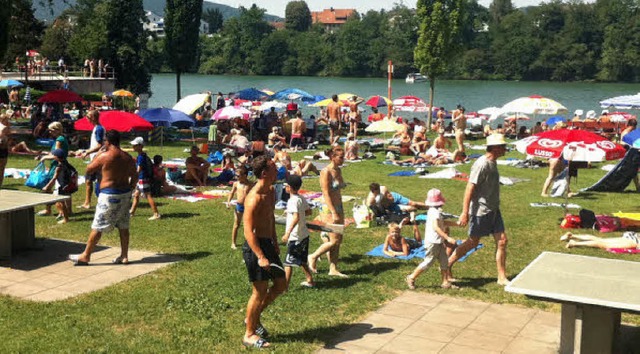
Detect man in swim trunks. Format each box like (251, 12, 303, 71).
(68, 130, 137, 266)
(286, 111, 306, 151)
(0, 113, 10, 188)
(242, 155, 286, 349)
(185, 145, 211, 187)
(327, 94, 341, 145)
(450, 133, 509, 286)
(451, 105, 466, 153)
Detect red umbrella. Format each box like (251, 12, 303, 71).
(514, 129, 626, 162)
(74, 110, 154, 132)
(38, 90, 84, 103)
(392, 96, 428, 112)
(365, 95, 392, 108)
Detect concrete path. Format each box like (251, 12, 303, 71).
(317, 291, 559, 353)
(0, 238, 180, 302)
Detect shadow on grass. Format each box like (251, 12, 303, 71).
(452, 276, 501, 289)
(275, 322, 394, 349)
(159, 212, 200, 219)
(350, 259, 403, 276)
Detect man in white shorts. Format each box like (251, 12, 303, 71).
(68, 131, 137, 266)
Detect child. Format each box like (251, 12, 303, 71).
(228, 165, 253, 250)
(383, 217, 422, 257)
(42, 149, 77, 224)
(129, 137, 161, 220)
(406, 188, 458, 289)
(281, 174, 314, 289)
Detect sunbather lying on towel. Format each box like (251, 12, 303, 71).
(560, 232, 640, 250)
(383, 217, 422, 257)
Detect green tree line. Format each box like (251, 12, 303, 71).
(3, 0, 640, 85)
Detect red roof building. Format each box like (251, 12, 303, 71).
(311, 7, 356, 33)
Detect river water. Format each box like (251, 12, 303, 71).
(150, 73, 640, 124)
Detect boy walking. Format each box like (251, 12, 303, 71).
(129, 137, 161, 220)
(281, 175, 315, 289)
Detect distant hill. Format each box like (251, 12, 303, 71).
(33, 0, 282, 23)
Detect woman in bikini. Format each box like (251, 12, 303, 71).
(308, 146, 348, 277)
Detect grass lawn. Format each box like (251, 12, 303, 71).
(1, 133, 638, 353)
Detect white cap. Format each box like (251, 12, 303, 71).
(130, 137, 144, 146)
(586, 110, 596, 119)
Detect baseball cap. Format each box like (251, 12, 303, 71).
(51, 148, 66, 159)
(130, 137, 144, 146)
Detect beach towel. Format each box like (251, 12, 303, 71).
(169, 190, 227, 202)
(419, 168, 461, 179)
(607, 248, 640, 254)
(499, 177, 530, 185)
(388, 170, 417, 177)
(530, 202, 581, 209)
(366, 240, 483, 261)
(3, 168, 31, 179)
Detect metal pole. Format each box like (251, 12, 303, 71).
(387, 60, 393, 100)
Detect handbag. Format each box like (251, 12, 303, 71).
(25, 161, 52, 189)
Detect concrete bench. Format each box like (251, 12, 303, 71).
(506, 252, 640, 354)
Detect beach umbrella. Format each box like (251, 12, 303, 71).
(260, 88, 275, 96)
(609, 112, 637, 123)
(622, 129, 640, 148)
(38, 89, 83, 103)
(392, 96, 428, 112)
(514, 129, 626, 162)
(600, 93, 640, 109)
(212, 106, 251, 120)
(173, 93, 209, 115)
(138, 108, 196, 128)
(365, 95, 392, 108)
(0, 79, 24, 88)
(257, 101, 286, 111)
(111, 89, 134, 97)
(310, 93, 358, 107)
(365, 118, 404, 144)
(271, 88, 315, 102)
(505, 114, 531, 121)
(234, 88, 270, 101)
(306, 95, 327, 105)
(74, 110, 153, 132)
(500, 95, 568, 116)
(545, 116, 565, 126)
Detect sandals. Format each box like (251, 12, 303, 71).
(112, 257, 129, 265)
(406, 275, 416, 290)
(68, 254, 89, 266)
(300, 281, 315, 288)
(243, 320, 269, 338)
(242, 337, 269, 349)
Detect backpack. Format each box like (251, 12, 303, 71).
(560, 214, 581, 229)
(60, 162, 78, 194)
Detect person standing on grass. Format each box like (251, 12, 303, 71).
(36, 121, 70, 216)
(281, 174, 315, 290)
(42, 149, 77, 224)
(242, 155, 286, 349)
(129, 137, 161, 221)
(68, 130, 137, 266)
(228, 165, 253, 250)
(450, 133, 510, 286)
(327, 94, 341, 145)
(0, 113, 10, 189)
(308, 146, 348, 278)
(78, 110, 105, 209)
(406, 189, 458, 290)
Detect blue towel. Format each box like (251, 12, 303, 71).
(366, 239, 483, 262)
(388, 170, 417, 177)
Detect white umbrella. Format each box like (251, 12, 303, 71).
(599, 93, 640, 109)
(173, 93, 209, 115)
(212, 106, 251, 120)
(257, 101, 286, 111)
(500, 95, 568, 116)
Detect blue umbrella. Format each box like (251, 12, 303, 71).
(138, 108, 196, 128)
(0, 79, 24, 88)
(306, 95, 327, 105)
(271, 88, 315, 102)
(622, 129, 640, 148)
(546, 115, 565, 126)
(234, 88, 270, 101)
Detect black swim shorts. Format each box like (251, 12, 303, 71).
(242, 238, 285, 282)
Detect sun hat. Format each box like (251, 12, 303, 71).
(486, 133, 507, 147)
(586, 110, 596, 119)
(574, 109, 584, 116)
(48, 121, 63, 131)
(425, 188, 446, 207)
(130, 137, 144, 146)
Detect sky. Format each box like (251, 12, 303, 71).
(206, 0, 562, 17)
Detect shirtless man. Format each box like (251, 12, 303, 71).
(9, 89, 19, 110)
(433, 128, 452, 151)
(267, 127, 286, 149)
(272, 145, 292, 171)
(228, 165, 254, 250)
(242, 155, 286, 349)
(366, 183, 427, 216)
(452, 106, 466, 153)
(185, 145, 210, 187)
(0, 114, 10, 188)
(68, 131, 137, 265)
(348, 95, 364, 139)
(327, 94, 341, 145)
(286, 111, 306, 151)
(77, 110, 105, 209)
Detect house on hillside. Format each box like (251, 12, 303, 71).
(311, 7, 356, 33)
(143, 10, 209, 38)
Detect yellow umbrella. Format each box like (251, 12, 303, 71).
(310, 93, 360, 107)
(112, 89, 134, 97)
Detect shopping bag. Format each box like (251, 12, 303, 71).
(25, 162, 52, 189)
(353, 201, 373, 229)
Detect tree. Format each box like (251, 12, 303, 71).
(383, 4, 420, 78)
(104, 0, 150, 94)
(489, 0, 513, 26)
(40, 17, 74, 62)
(164, 0, 203, 101)
(414, 0, 466, 129)
(202, 8, 223, 34)
(0, 0, 10, 62)
(3, 0, 45, 67)
(285, 1, 312, 31)
(67, 2, 109, 64)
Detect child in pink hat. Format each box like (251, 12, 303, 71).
(406, 188, 459, 290)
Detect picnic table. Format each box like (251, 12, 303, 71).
(506, 251, 640, 354)
(0, 189, 69, 259)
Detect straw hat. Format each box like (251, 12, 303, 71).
(425, 188, 446, 207)
(486, 133, 507, 147)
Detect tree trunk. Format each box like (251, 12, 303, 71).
(175, 71, 182, 102)
(427, 78, 435, 130)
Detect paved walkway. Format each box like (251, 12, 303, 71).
(0, 238, 180, 302)
(317, 291, 635, 354)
